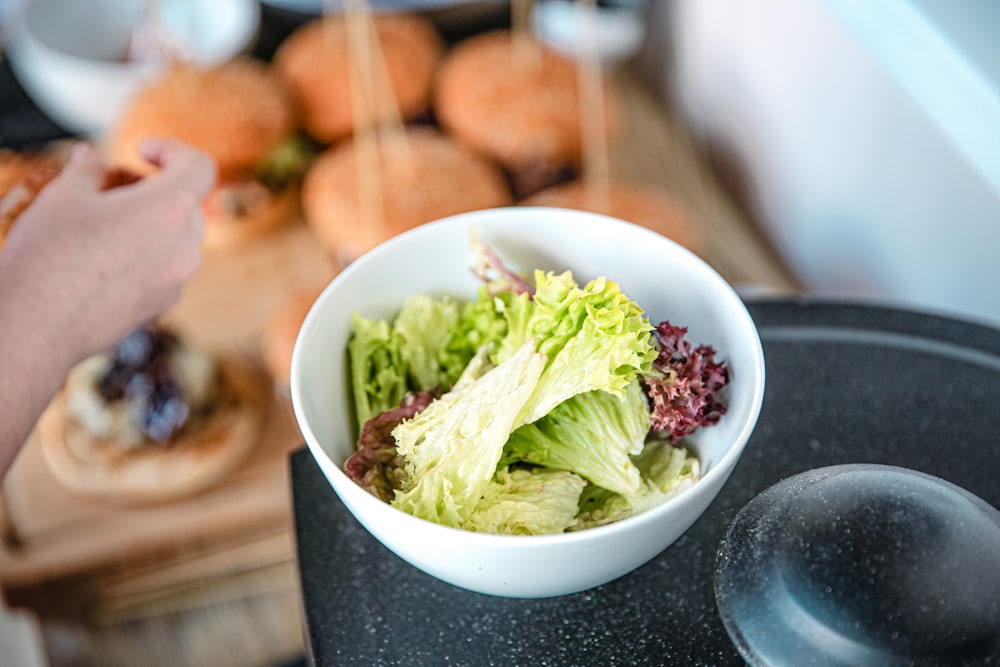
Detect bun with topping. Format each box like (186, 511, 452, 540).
(106, 58, 307, 250)
(1, 148, 146, 253)
(37, 324, 269, 505)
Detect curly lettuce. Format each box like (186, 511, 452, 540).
(497, 269, 657, 427)
(348, 314, 408, 428)
(391, 343, 546, 527)
(572, 438, 700, 531)
(343, 239, 724, 535)
(643, 321, 730, 441)
(348, 293, 507, 427)
(501, 380, 650, 496)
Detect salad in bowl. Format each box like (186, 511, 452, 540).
(291, 207, 765, 598)
(344, 235, 729, 535)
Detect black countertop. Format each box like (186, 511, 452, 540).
(290, 298, 1000, 666)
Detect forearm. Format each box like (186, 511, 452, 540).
(0, 140, 215, 479)
(0, 277, 77, 479)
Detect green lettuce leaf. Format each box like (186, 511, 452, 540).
(348, 293, 507, 427)
(442, 291, 508, 375)
(571, 440, 700, 531)
(393, 294, 462, 391)
(497, 270, 657, 427)
(390, 342, 546, 527)
(464, 466, 587, 535)
(348, 314, 408, 427)
(501, 379, 650, 496)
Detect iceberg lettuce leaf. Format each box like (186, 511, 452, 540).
(390, 342, 546, 527)
(464, 466, 587, 535)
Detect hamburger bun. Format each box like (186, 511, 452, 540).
(0, 149, 62, 250)
(302, 128, 511, 265)
(37, 328, 269, 506)
(434, 30, 620, 199)
(274, 13, 444, 145)
(523, 181, 701, 252)
(106, 58, 302, 249)
(262, 286, 324, 393)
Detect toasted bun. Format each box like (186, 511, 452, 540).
(302, 128, 511, 263)
(262, 286, 324, 391)
(38, 357, 269, 506)
(106, 58, 296, 176)
(275, 13, 444, 144)
(0, 149, 61, 193)
(434, 30, 619, 173)
(523, 181, 701, 252)
(0, 149, 62, 249)
(107, 59, 300, 249)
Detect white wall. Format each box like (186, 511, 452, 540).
(639, 0, 1000, 327)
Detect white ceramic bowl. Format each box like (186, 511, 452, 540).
(6, 0, 260, 138)
(291, 207, 766, 598)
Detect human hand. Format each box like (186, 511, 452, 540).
(0, 139, 216, 371)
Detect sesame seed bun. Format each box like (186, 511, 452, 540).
(107, 58, 296, 177)
(434, 30, 620, 196)
(523, 181, 702, 253)
(105, 58, 301, 249)
(302, 128, 511, 265)
(274, 13, 444, 145)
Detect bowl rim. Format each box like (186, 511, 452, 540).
(291, 206, 766, 543)
(10, 0, 261, 68)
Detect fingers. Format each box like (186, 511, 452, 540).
(138, 138, 217, 200)
(56, 142, 108, 193)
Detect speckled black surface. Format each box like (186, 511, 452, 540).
(290, 298, 1000, 666)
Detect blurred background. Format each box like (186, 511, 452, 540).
(635, 0, 1000, 330)
(1, 0, 997, 665)
(4, 0, 998, 327)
